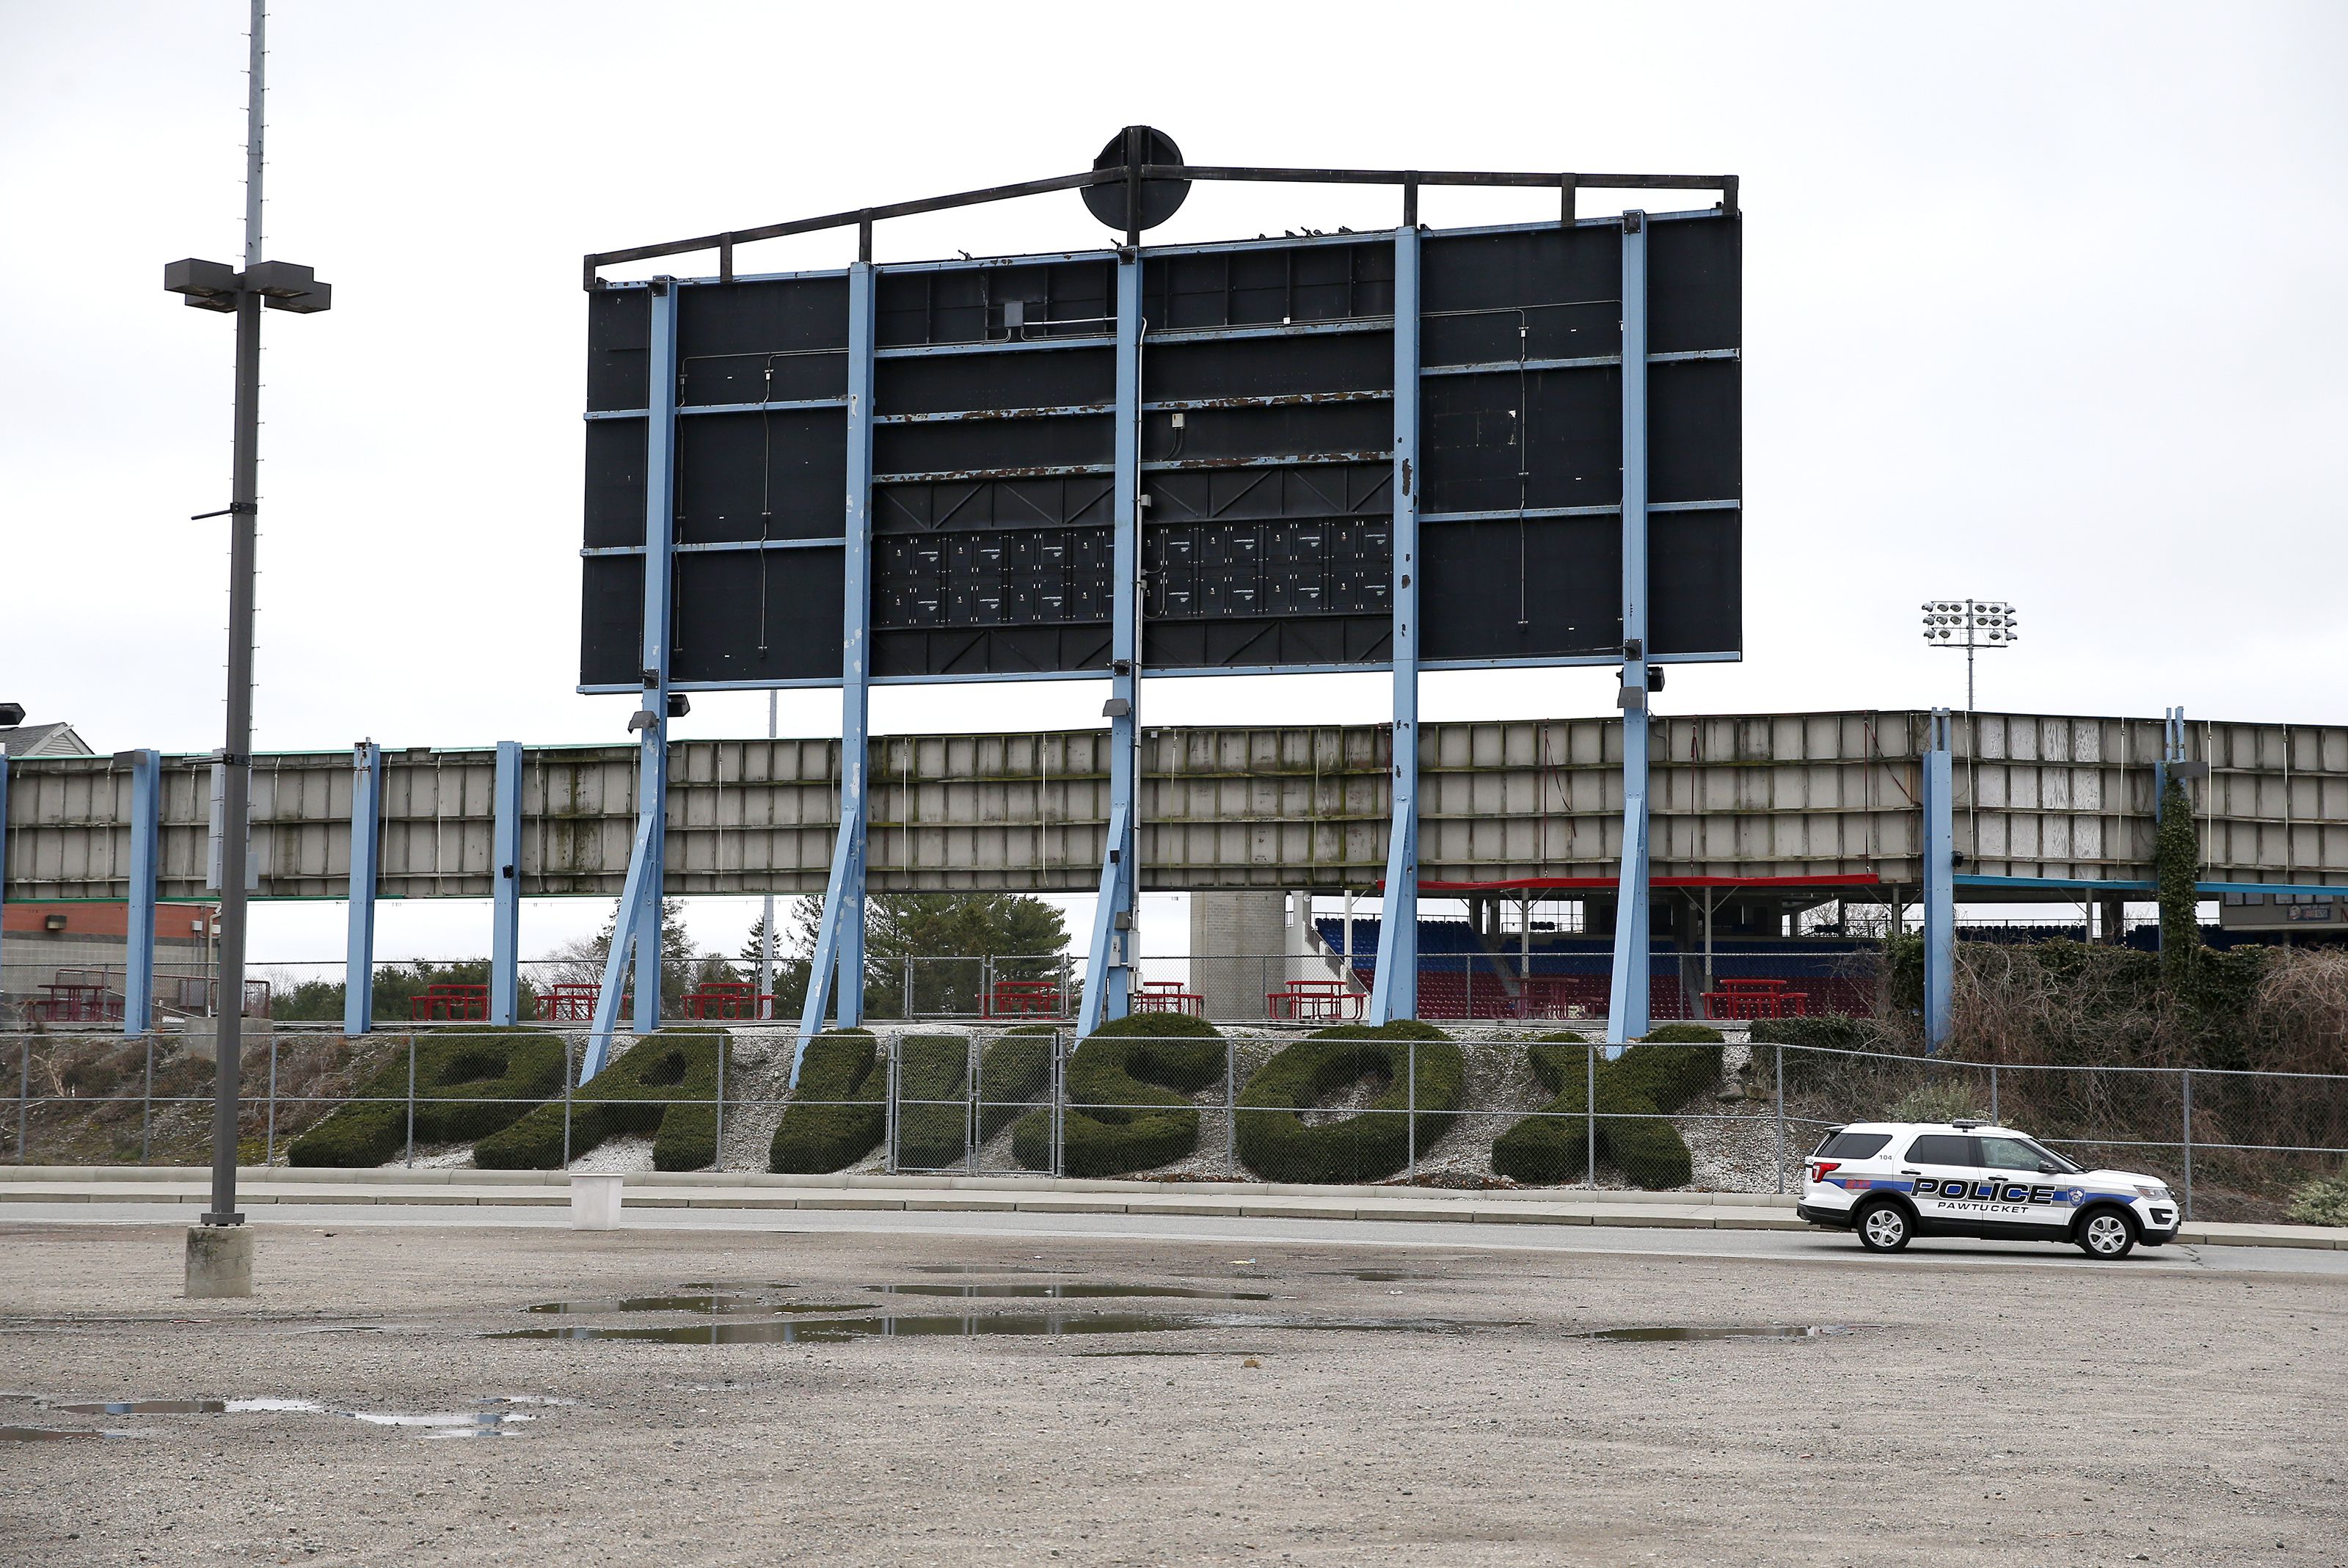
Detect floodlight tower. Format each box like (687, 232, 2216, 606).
(1921, 598, 2018, 712)
(160, 1, 331, 1295)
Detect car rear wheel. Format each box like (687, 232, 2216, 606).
(2077, 1209, 2136, 1259)
(1855, 1200, 1912, 1252)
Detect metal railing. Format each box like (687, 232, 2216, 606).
(3, 945, 1893, 1029)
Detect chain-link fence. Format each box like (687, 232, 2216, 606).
(7, 1028, 2341, 1224)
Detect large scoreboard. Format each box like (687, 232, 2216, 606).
(580, 208, 1738, 690)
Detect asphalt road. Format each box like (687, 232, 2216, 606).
(5, 1197, 2347, 1277)
(5, 1213, 2344, 1565)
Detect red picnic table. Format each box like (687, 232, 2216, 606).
(29, 982, 120, 1024)
(1703, 977, 1810, 1020)
(685, 982, 764, 1021)
(535, 982, 603, 1022)
(980, 979, 1066, 1019)
(1130, 980, 1203, 1018)
(409, 984, 488, 1022)
(1265, 979, 1363, 1023)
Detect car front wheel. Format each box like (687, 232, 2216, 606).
(2077, 1209, 2137, 1260)
(1856, 1200, 1912, 1252)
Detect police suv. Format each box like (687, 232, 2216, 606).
(1796, 1120, 2179, 1258)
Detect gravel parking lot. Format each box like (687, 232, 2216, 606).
(2, 1218, 2342, 1566)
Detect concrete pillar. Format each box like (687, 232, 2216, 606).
(1189, 892, 1289, 1021)
(185, 1223, 254, 1299)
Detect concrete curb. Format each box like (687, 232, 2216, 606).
(1, 1167, 2343, 1250)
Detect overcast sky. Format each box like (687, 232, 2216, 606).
(4, 1, 2343, 967)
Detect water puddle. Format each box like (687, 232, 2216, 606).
(1325, 1269, 1445, 1283)
(526, 1296, 857, 1317)
(495, 1312, 1517, 1345)
(904, 1265, 1048, 1275)
(1578, 1325, 1859, 1343)
(37, 1396, 566, 1438)
(530, 1293, 751, 1315)
(867, 1283, 1271, 1302)
(1, 1426, 123, 1442)
(678, 1281, 799, 1291)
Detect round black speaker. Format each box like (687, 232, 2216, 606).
(1082, 125, 1190, 234)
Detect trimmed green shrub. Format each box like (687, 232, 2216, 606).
(475, 1029, 725, 1171)
(288, 1029, 565, 1167)
(895, 1034, 977, 1170)
(1011, 1013, 1226, 1178)
(768, 1030, 883, 1173)
(1640, 1023, 1727, 1046)
(977, 1030, 1056, 1143)
(1233, 1021, 1465, 1184)
(1490, 1029, 1724, 1189)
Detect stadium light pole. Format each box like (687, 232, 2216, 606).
(161, 1, 331, 1294)
(1921, 598, 2018, 712)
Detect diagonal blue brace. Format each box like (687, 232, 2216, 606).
(490, 740, 523, 1026)
(1076, 249, 1144, 1039)
(1605, 211, 1653, 1048)
(1371, 223, 1423, 1024)
(791, 259, 878, 1087)
(1922, 708, 1955, 1051)
(344, 741, 382, 1035)
(120, 749, 161, 1035)
(583, 812, 658, 1082)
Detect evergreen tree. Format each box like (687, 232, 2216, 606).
(758, 892, 1069, 1017)
(560, 897, 732, 1007)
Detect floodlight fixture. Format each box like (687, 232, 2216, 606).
(1921, 595, 2020, 710)
(163, 257, 333, 316)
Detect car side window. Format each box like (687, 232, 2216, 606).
(1979, 1136, 2051, 1173)
(1904, 1134, 1972, 1165)
(1818, 1132, 1892, 1160)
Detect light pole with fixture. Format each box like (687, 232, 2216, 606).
(1920, 599, 2018, 712)
(160, 1, 331, 1295)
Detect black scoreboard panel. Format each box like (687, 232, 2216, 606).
(580, 214, 1740, 689)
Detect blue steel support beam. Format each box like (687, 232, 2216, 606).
(1605, 213, 1653, 1047)
(344, 742, 382, 1035)
(0, 754, 8, 1024)
(1922, 708, 1955, 1050)
(836, 262, 876, 1029)
(120, 749, 161, 1035)
(489, 741, 523, 1026)
(632, 277, 682, 1041)
(792, 259, 878, 1084)
(583, 813, 658, 1082)
(1370, 224, 1423, 1024)
(1077, 249, 1145, 1038)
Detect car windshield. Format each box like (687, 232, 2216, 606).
(1980, 1134, 2081, 1175)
